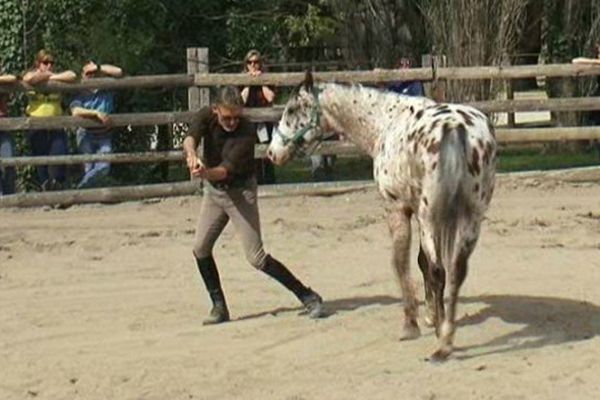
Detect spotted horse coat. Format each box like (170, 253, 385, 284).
(268, 74, 497, 361)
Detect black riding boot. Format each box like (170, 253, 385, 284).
(261, 255, 324, 318)
(195, 255, 230, 325)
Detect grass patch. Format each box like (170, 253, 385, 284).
(498, 147, 600, 172)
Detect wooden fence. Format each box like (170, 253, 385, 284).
(1, 47, 600, 207)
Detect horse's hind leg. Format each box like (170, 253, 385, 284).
(386, 206, 420, 340)
(431, 224, 478, 361)
(417, 245, 435, 327)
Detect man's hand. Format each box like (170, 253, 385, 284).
(249, 69, 262, 77)
(97, 112, 111, 126)
(186, 151, 205, 178)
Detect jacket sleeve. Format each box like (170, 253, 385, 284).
(186, 107, 211, 143)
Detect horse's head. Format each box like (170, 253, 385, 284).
(267, 71, 326, 165)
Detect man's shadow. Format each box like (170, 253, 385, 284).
(237, 293, 600, 359)
(235, 295, 400, 321)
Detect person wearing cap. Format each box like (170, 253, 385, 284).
(23, 49, 77, 191)
(70, 60, 122, 188)
(183, 85, 324, 325)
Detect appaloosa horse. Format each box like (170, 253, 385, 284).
(267, 72, 497, 361)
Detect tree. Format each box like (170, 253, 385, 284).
(420, 0, 527, 102)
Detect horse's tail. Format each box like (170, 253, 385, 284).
(430, 123, 472, 271)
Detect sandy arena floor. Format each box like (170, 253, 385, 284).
(1, 173, 600, 400)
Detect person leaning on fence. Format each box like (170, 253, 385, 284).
(240, 49, 277, 185)
(22, 50, 76, 191)
(182, 85, 324, 325)
(70, 60, 123, 188)
(0, 71, 18, 195)
(387, 57, 425, 97)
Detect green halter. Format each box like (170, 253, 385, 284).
(278, 87, 323, 154)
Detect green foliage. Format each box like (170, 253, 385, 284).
(2, 0, 600, 190)
(0, 0, 23, 73)
(282, 3, 337, 48)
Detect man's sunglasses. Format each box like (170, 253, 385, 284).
(41, 60, 54, 66)
(246, 59, 260, 65)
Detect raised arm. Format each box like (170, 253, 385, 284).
(99, 64, 123, 78)
(261, 86, 275, 104)
(23, 69, 76, 84)
(241, 86, 250, 104)
(572, 57, 600, 65)
(22, 69, 52, 84)
(0, 74, 17, 84)
(49, 70, 77, 82)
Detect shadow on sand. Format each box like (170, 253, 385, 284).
(237, 293, 600, 359)
(454, 294, 600, 359)
(235, 294, 400, 321)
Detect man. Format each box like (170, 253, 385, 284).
(183, 86, 324, 325)
(70, 60, 122, 188)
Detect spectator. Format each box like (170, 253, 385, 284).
(571, 43, 600, 66)
(572, 43, 600, 156)
(0, 71, 17, 195)
(23, 50, 76, 191)
(387, 57, 425, 97)
(70, 60, 122, 188)
(183, 86, 323, 325)
(240, 49, 277, 184)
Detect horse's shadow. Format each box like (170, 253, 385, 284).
(237, 293, 600, 359)
(454, 294, 600, 359)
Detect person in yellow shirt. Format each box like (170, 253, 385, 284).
(23, 50, 76, 190)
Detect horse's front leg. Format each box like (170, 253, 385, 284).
(386, 205, 420, 340)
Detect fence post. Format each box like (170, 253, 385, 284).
(187, 47, 210, 110)
(422, 53, 447, 102)
(186, 47, 209, 185)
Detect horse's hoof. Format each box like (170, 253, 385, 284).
(427, 347, 452, 363)
(400, 322, 421, 341)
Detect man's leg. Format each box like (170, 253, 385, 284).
(225, 185, 324, 318)
(193, 191, 231, 325)
(78, 133, 111, 188)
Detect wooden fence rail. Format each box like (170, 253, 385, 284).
(3, 60, 600, 207)
(1, 63, 600, 94)
(3, 126, 600, 168)
(1, 96, 600, 132)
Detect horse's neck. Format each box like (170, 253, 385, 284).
(319, 84, 429, 157)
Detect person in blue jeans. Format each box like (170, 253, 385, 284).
(0, 131, 17, 195)
(0, 72, 18, 195)
(23, 50, 77, 191)
(70, 60, 122, 188)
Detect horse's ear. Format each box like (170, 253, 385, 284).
(303, 70, 314, 91)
